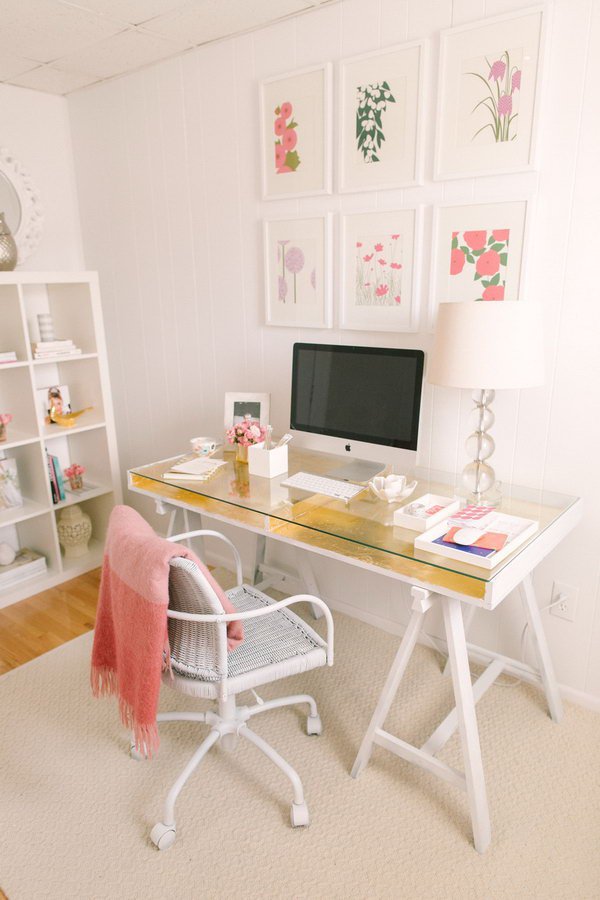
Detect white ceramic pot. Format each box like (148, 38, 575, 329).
(57, 504, 92, 558)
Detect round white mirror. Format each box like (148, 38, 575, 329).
(0, 149, 43, 264)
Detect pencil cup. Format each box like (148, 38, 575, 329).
(248, 443, 288, 478)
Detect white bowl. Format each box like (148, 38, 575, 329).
(369, 475, 417, 504)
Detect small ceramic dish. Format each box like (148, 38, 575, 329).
(369, 475, 417, 504)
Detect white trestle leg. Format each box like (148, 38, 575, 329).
(519, 574, 563, 723)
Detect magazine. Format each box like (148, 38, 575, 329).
(0, 458, 23, 510)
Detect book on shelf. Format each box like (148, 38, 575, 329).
(0, 458, 23, 511)
(0, 548, 47, 587)
(32, 339, 82, 360)
(0, 351, 18, 363)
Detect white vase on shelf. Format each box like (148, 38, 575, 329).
(57, 505, 92, 559)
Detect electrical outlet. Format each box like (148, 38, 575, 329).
(550, 580, 578, 622)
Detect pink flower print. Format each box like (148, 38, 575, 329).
(278, 275, 288, 302)
(450, 248, 466, 275)
(452, 231, 458, 239)
(492, 229, 509, 242)
(489, 59, 506, 82)
(394, 295, 401, 304)
(285, 246, 305, 274)
(498, 93, 512, 117)
(482, 285, 505, 301)
(463, 231, 487, 251)
(356, 242, 363, 248)
(274, 116, 287, 136)
(283, 128, 297, 151)
(378, 258, 387, 266)
(375, 284, 389, 298)
(511, 69, 521, 92)
(277, 165, 293, 173)
(275, 144, 286, 168)
(390, 262, 402, 270)
(476, 249, 501, 276)
(391, 234, 400, 240)
(310, 268, 316, 290)
(280, 101, 293, 119)
(374, 243, 384, 252)
(363, 253, 374, 262)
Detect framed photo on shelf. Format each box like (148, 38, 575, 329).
(224, 393, 270, 430)
(340, 208, 421, 332)
(338, 40, 426, 193)
(434, 7, 546, 179)
(259, 63, 332, 200)
(263, 214, 332, 328)
(36, 384, 72, 426)
(430, 199, 530, 323)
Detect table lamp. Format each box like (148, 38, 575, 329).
(427, 301, 544, 505)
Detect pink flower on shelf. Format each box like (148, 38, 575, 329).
(390, 262, 402, 270)
(463, 230, 487, 251)
(450, 248, 466, 275)
(492, 229, 510, 243)
(374, 242, 384, 252)
(356, 242, 363, 248)
(391, 234, 400, 240)
(274, 116, 287, 136)
(363, 253, 374, 262)
(482, 285, 505, 301)
(375, 284, 389, 297)
(275, 144, 286, 168)
(498, 93, 512, 117)
(65, 462, 85, 479)
(282, 128, 297, 151)
(285, 246, 305, 274)
(280, 101, 293, 119)
(378, 258, 387, 266)
(278, 275, 288, 302)
(489, 59, 506, 82)
(394, 295, 401, 304)
(0, 413, 13, 425)
(511, 69, 521, 92)
(476, 249, 501, 276)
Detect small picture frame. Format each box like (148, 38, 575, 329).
(36, 384, 72, 426)
(434, 6, 547, 179)
(338, 40, 426, 193)
(224, 393, 270, 430)
(259, 63, 332, 200)
(264, 214, 332, 329)
(340, 208, 422, 332)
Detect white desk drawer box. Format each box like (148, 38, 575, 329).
(393, 493, 460, 532)
(248, 443, 288, 478)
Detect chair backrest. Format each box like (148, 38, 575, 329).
(167, 557, 229, 682)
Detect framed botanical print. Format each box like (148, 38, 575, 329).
(338, 41, 426, 192)
(259, 63, 332, 199)
(430, 200, 530, 322)
(263, 215, 332, 328)
(434, 7, 546, 179)
(340, 208, 421, 332)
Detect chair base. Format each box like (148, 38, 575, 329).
(133, 692, 320, 849)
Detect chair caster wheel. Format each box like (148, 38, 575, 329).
(150, 822, 177, 850)
(129, 741, 144, 761)
(306, 714, 322, 736)
(290, 801, 310, 828)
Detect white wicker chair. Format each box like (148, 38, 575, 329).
(140, 529, 334, 850)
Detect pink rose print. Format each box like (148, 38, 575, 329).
(280, 101, 293, 119)
(450, 248, 466, 275)
(498, 93, 512, 117)
(488, 59, 506, 82)
(390, 262, 402, 270)
(463, 231, 487, 251)
(274, 116, 287, 136)
(492, 229, 510, 242)
(476, 249, 501, 276)
(277, 166, 293, 173)
(394, 295, 401, 304)
(482, 285, 505, 301)
(363, 253, 374, 262)
(274, 102, 300, 174)
(275, 144, 286, 168)
(374, 243, 384, 252)
(378, 258, 387, 266)
(511, 69, 521, 92)
(283, 128, 297, 151)
(375, 285, 389, 297)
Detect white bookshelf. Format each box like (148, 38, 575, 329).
(0, 272, 121, 609)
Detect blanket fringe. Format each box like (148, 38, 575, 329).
(91, 665, 159, 758)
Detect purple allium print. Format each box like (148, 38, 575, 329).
(278, 276, 288, 302)
(285, 246, 305, 274)
(311, 268, 316, 290)
(498, 93, 512, 117)
(488, 59, 506, 82)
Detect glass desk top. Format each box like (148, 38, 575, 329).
(129, 447, 579, 595)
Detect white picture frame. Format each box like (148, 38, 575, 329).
(434, 6, 547, 180)
(338, 41, 426, 193)
(340, 208, 422, 332)
(263, 214, 332, 329)
(259, 63, 332, 200)
(224, 393, 271, 430)
(429, 199, 531, 324)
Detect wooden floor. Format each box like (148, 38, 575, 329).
(0, 569, 100, 676)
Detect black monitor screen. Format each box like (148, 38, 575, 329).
(291, 343, 424, 450)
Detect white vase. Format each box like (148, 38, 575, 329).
(57, 504, 92, 558)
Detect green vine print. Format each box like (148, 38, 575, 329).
(356, 81, 396, 163)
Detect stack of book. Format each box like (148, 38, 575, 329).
(0, 548, 47, 589)
(32, 340, 82, 360)
(47, 452, 66, 503)
(0, 350, 18, 365)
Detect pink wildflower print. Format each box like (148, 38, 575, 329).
(378, 258, 387, 266)
(282, 128, 297, 151)
(492, 229, 509, 242)
(356, 242, 363, 248)
(489, 59, 506, 82)
(394, 295, 401, 304)
(450, 248, 466, 275)
(374, 243, 384, 252)
(275, 144, 286, 168)
(278, 276, 288, 302)
(280, 101, 293, 119)
(391, 234, 400, 240)
(375, 285, 389, 297)
(277, 165, 293, 173)
(363, 253, 374, 262)
(482, 285, 505, 301)
(476, 249, 501, 277)
(274, 116, 287, 136)
(498, 93, 512, 117)
(390, 262, 402, 270)
(511, 69, 521, 92)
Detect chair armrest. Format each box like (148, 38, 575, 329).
(167, 593, 334, 665)
(167, 529, 243, 586)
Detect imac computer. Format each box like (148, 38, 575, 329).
(290, 342, 425, 481)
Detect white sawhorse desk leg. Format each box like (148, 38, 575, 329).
(352, 586, 491, 854)
(520, 573, 563, 723)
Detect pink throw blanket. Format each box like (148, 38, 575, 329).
(91, 505, 243, 756)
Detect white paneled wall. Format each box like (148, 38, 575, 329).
(68, 0, 600, 707)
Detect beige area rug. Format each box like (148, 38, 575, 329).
(1, 577, 600, 900)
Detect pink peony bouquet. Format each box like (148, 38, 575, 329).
(226, 420, 267, 448)
(0, 413, 13, 425)
(65, 463, 85, 479)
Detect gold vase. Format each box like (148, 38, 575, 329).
(235, 444, 248, 463)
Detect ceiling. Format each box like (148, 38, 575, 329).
(0, 0, 336, 96)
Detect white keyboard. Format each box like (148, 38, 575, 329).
(281, 471, 365, 501)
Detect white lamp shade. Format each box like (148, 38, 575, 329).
(428, 301, 545, 390)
